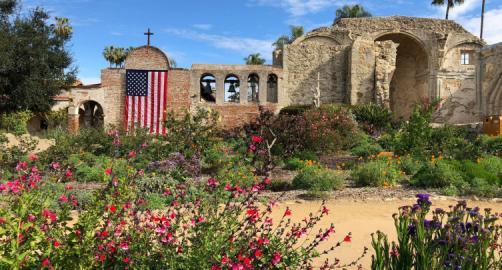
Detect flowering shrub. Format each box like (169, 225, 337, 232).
(352, 158, 403, 187)
(371, 194, 502, 270)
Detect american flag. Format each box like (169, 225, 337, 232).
(125, 70, 168, 134)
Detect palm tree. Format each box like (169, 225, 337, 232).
(244, 53, 266, 65)
(103, 46, 114, 68)
(480, 0, 486, 40)
(272, 25, 304, 50)
(334, 4, 372, 22)
(431, 0, 465, 20)
(112, 47, 126, 68)
(54, 17, 72, 39)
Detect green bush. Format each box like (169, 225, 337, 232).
(284, 158, 306, 170)
(411, 160, 466, 189)
(460, 160, 499, 186)
(398, 155, 423, 176)
(352, 158, 402, 187)
(352, 103, 393, 133)
(292, 165, 344, 191)
(292, 150, 319, 161)
(279, 104, 313, 115)
(351, 135, 383, 158)
(479, 155, 502, 180)
(0, 111, 33, 135)
(480, 135, 502, 157)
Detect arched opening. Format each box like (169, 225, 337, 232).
(200, 74, 216, 103)
(247, 73, 260, 103)
(376, 33, 429, 119)
(267, 74, 278, 103)
(79, 101, 104, 129)
(224, 75, 240, 103)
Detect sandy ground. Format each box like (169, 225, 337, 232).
(3, 133, 54, 152)
(270, 198, 502, 269)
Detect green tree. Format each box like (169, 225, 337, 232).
(0, 0, 76, 113)
(431, 0, 465, 20)
(334, 4, 372, 22)
(103, 46, 115, 67)
(272, 25, 304, 50)
(244, 53, 266, 65)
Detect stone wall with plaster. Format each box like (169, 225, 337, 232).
(480, 43, 502, 117)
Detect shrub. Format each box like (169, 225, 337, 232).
(352, 158, 402, 187)
(372, 195, 501, 270)
(279, 104, 313, 115)
(283, 157, 305, 170)
(460, 160, 499, 186)
(351, 135, 383, 158)
(479, 155, 502, 180)
(398, 155, 423, 176)
(0, 111, 33, 135)
(292, 165, 344, 191)
(480, 135, 502, 157)
(352, 103, 393, 134)
(410, 160, 466, 189)
(292, 150, 319, 161)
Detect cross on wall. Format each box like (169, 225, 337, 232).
(144, 28, 154, 47)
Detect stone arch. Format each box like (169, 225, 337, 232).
(247, 73, 260, 103)
(375, 32, 430, 119)
(294, 34, 341, 46)
(224, 74, 240, 103)
(267, 73, 278, 103)
(200, 73, 216, 103)
(124, 46, 170, 70)
(78, 100, 104, 129)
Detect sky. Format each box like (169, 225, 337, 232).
(20, 0, 502, 84)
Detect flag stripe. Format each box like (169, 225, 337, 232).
(125, 70, 169, 135)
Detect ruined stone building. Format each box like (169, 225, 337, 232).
(53, 16, 502, 132)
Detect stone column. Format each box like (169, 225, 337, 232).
(258, 72, 267, 105)
(67, 106, 79, 134)
(216, 76, 225, 104)
(240, 78, 248, 105)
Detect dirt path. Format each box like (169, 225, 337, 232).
(270, 198, 502, 269)
(3, 133, 54, 153)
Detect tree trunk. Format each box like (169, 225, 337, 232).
(445, 5, 450, 20)
(480, 0, 486, 39)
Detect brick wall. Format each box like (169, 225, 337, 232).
(125, 46, 169, 70)
(202, 104, 278, 129)
(167, 69, 191, 114)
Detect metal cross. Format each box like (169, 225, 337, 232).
(144, 28, 154, 47)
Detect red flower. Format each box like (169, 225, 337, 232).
(119, 242, 129, 250)
(322, 206, 329, 215)
(107, 204, 117, 213)
(221, 256, 230, 265)
(254, 249, 263, 258)
(42, 208, 57, 222)
(28, 153, 38, 161)
(251, 135, 263, 143)
(65, 184, 73, 190)
(123, 257, 130, 264)
(100, 231, 109, 238)
(128, 150, 136, 159)
(283, 208, 292, 217)
(53, 240, 60, 248)
(263, 178, 271, 185)
(207, 178, 219, 188)
(41, 258, 50, 266)
(224, 183, 232, 191)
(272, 252, 281, 264)
(105, 168, 112, 175)
(75, 229, 81, 237)
(65, 169, 73, 178)
(59, 194, 68, 203)
(344, 235, 352, 243)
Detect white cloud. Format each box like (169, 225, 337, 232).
(192, 24, 213, 30)
(165, 28, 274, 60)
(457, 7, 502, 45)
(250, 0, 338, 17)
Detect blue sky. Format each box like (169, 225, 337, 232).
(21, 0, 502, 84)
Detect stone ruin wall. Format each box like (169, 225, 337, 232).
(283, 39, 349, 106)
(480, 43, 502, 117)
(374, 41, 398, 108)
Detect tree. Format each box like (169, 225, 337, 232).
(431, 0, 465, 20)
(103, 46, 115, 67)
(334, 4, 372, 22)
(480, 0, 486, 40)
(272, 25, 304, 50)
(0, 0, 76, 113)
(244, 53, 266, 65)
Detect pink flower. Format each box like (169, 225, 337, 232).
(127, 150, 136, 159)
(248, 144, 256, 152)
(53, 240, 60, 248)
(42, 208, 57, 222)
(224, 183, 232, 191)
(322, 206, 329, 215)
(59, 195, 68, 203)
(254, 249, 263, 258)
(41, 258, 50, 266)
(28, 153, 38, 161)
(27, 214, 36, 221)
(51, 162, 60, 170)
(119, 242, 129, 250)
(65, 185, 73, 190)
(207, 178, 219, 188)
(65, 169, 73, 177)
(284, 208, 292, 217)
(123, 257, 130, 264)
(272, 252, 281, 264)
(221, 256, 230, 265)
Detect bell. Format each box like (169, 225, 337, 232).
(228, 83, 236, 93)
(204, 82, 213, 95)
